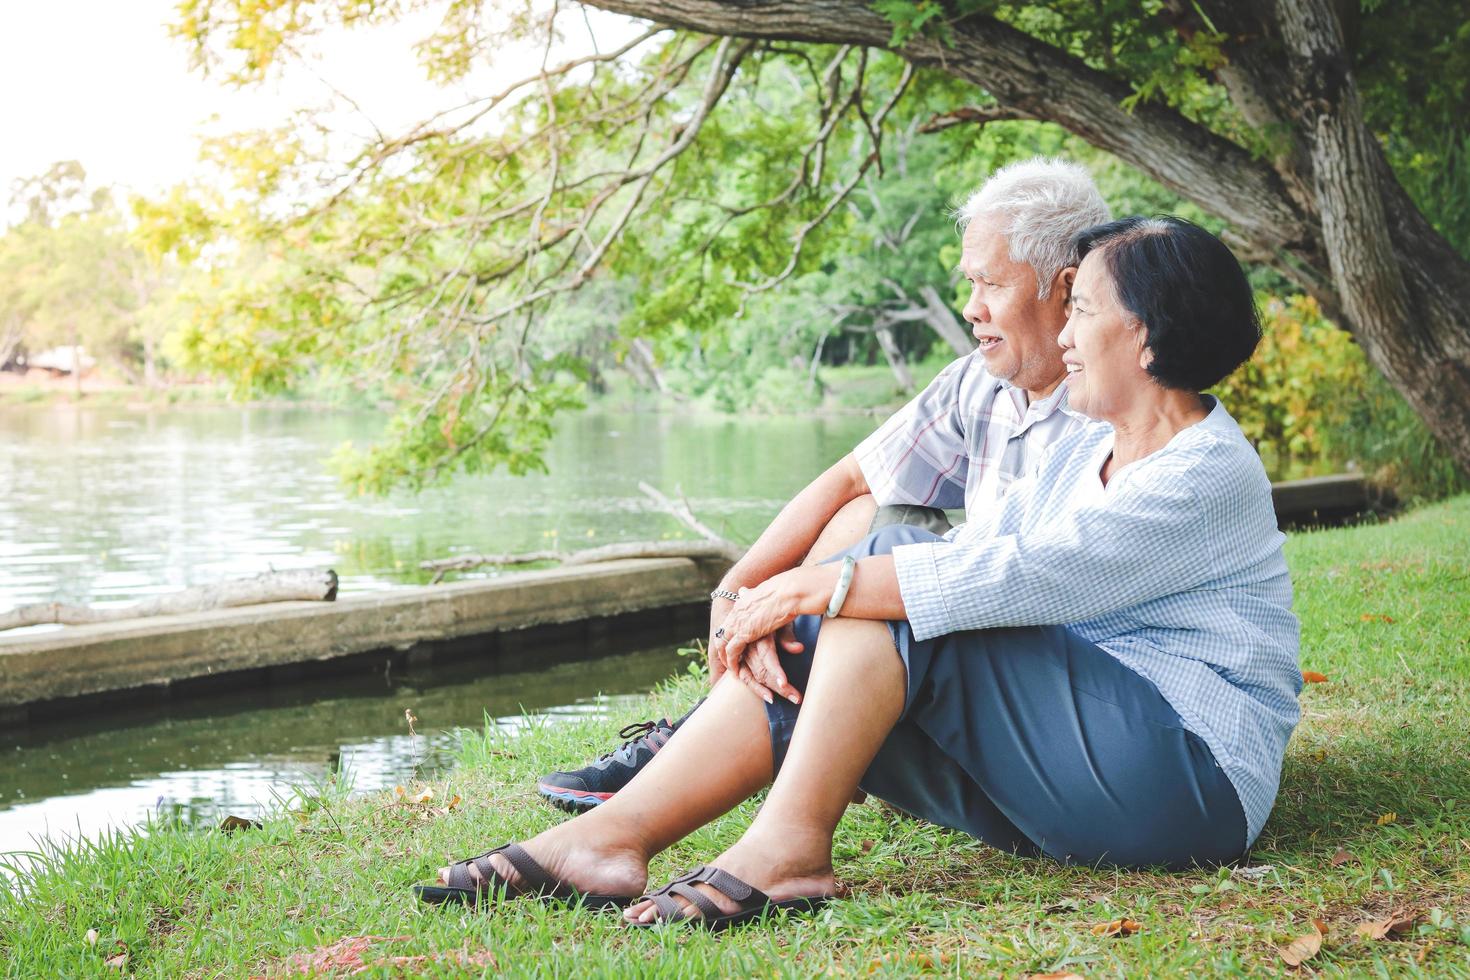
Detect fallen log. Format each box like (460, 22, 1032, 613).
(0, 568, 339, 633)
(420, 482, 746, 583)
(420, 539, 744, 583)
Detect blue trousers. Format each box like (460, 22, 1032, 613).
(765, 526, 1247, 870)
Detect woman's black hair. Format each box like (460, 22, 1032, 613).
(1073, 216, 1261, 392)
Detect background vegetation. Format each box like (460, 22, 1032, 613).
(3, 2, 1467, 500)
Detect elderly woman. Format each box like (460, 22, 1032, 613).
(415, 216, 1301, 929)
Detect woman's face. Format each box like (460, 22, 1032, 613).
(1057, 250, 1153, 421)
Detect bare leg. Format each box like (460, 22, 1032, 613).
(802, 494, 877, 566)
(439, 672, 773, 897)
(627, 616, 906, 922)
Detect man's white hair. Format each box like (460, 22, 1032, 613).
(955, 157, 1111, 299)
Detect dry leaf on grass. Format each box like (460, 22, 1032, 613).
(1359, 614, 1395, 623)
(1302, 670, 1330, 683)
(1231, 864, 1275, 881)
(1028, 973, 1086, 979)
(271, 935, 411, 975)
(1089, 918, 1141, 937)
(84, 929, 99, 947)
(263, 934, 498, 977)
(219, 815, 263, 833)
(1330, 848, 1357, 867)
(1376, 811, 1398, 826)
(1278, 918, 1329, 967)
(865, 952, 951, 972)
(1278, 931, 1322, 967)
(1354, 911, 1420, 940)
(104, 941, 130, 970)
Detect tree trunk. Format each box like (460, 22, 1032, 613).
(70, 324, 81, 399)
(874, 325, 914, 392)
(582, 0, 1470, 473)
(919, 285, 975, 357)
(627, 336, 669, 393)
(143, 333, 158, 389)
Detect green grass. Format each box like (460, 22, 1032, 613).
(4, 499, 1470, 977)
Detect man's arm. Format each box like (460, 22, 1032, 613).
(706, 452, 868, 681)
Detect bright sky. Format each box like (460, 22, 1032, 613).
(0, 0, 642, 214)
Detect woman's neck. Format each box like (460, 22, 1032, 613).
(1104, 390, 1210, 480)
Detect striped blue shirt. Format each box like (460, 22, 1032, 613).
(892, 398, 1301, 846)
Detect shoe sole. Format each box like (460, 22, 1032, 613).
(537, 783, 615, 813)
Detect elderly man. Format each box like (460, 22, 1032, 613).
(536, 157, 1111, 811)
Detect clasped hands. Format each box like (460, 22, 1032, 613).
(708, 570, 812, 705)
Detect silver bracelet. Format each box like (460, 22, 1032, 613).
(710, 588, 740, 603)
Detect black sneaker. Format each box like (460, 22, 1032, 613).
(537, 700, 704, 812)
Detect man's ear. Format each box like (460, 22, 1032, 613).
(1056, 266, 1077, 303)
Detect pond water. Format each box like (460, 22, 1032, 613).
(0, 402, 875, 866)
(0, 403, 876, 609)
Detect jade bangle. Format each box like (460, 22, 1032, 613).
(825, 555, 856, 618)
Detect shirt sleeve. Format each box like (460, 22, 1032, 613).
(854, 355, 977, 510)
(892, 449, 1227, 641)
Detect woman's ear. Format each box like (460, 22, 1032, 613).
(1138, 343, 1155, 370)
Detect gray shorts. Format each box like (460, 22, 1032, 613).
(766, 524, 1248, 870)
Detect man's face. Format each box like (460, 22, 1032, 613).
(958, 218, 1071, 396)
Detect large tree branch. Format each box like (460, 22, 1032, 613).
(580, 0, 1318, 259)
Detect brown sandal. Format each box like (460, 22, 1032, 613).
(629, 864, 829, 931)
(414, 842, 634, 910)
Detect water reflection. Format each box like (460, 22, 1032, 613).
(0, 643, 692, 861)
(0, 404, 877, 613)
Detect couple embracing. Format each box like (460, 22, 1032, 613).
(416, 158, 1302, 930)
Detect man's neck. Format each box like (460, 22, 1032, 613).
(1021, 372, 1067, 406)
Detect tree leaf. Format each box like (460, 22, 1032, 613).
(1302, 670, 1330, 683)
(1330, 848, 1357, 867)
(1376, 811, 1398, 825)
(218, 814, 262, 833)
(1355, 910, 1421, 940)
(1278, 930, 1322, 966)
(1089, 918, 1141, 937)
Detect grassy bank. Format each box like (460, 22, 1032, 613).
(4, 499, 1470, 976)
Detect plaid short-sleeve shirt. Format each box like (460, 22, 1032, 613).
(854, 352, 1083, 517)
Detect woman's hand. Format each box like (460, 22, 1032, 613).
(711, 570, 821, 704)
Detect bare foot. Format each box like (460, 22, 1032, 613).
(437, 824, 647, 900)
(623, 829, 834, 925)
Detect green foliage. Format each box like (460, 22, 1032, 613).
(149, 0, 1470, 495)
(1212, 295, 1372, 470)
(1211, 294, 1469, 496)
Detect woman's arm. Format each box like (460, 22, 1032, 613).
(895, 456, 1231, 640)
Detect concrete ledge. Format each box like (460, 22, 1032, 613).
(0, 557, 726, 711)
(1272, 473, 1375, 524)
